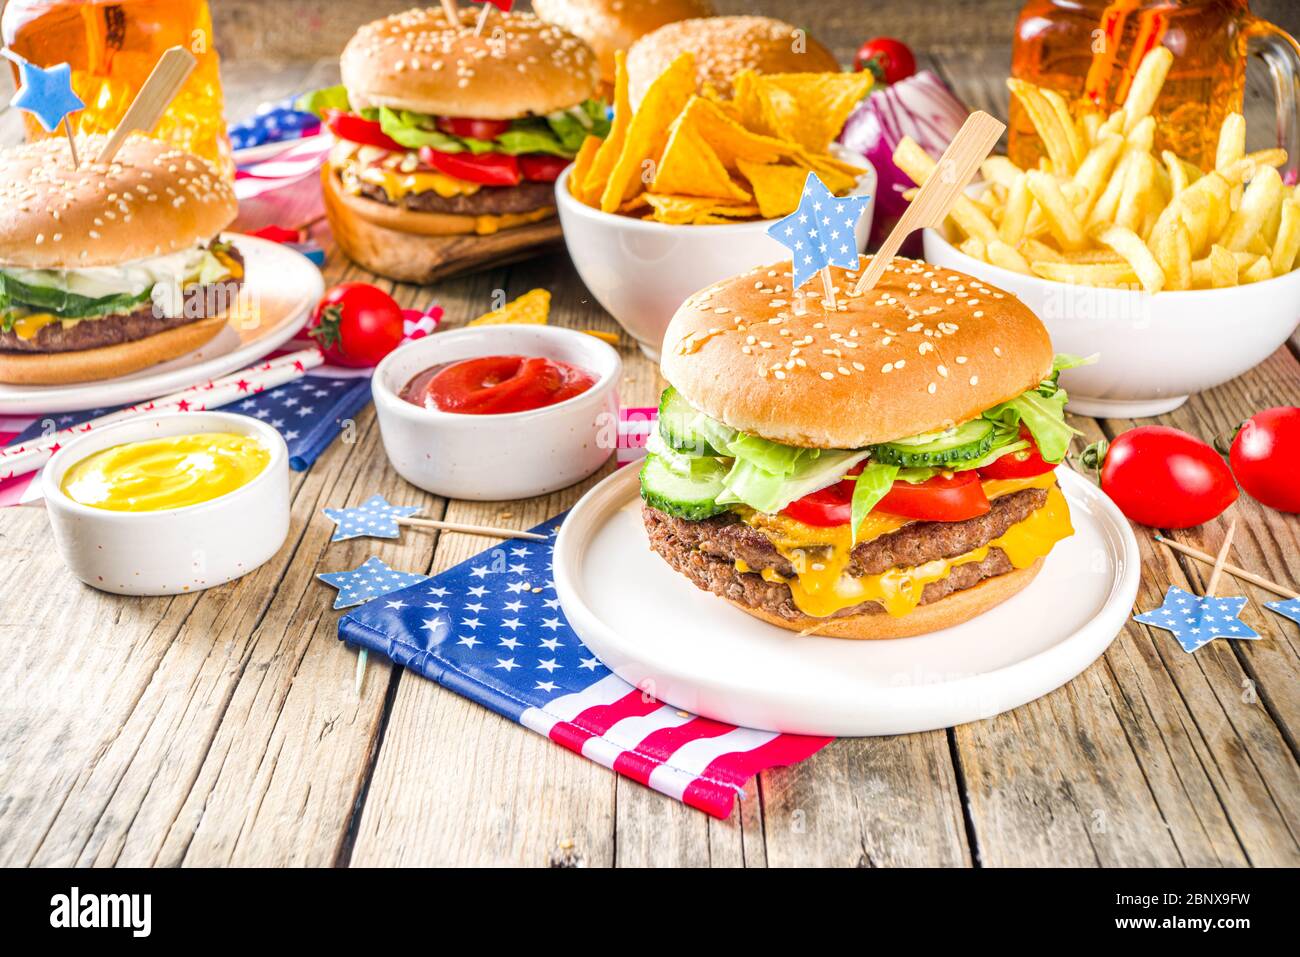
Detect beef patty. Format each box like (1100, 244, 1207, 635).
(642, 486, 1049, 620)
(356, 179, 556, 216)
(0, 254, 244, 355)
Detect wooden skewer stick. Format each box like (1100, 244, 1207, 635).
(95, 46, 196, 165)
(474, 3, 493, 36)
(1154, 533, 1299, 600)
(819, 266, 837, 309)
(850, 110, 1005, 296)
(62, 116, 79, 168)
(440, 0, 461, 26)
(354, 649, 368, 697)
(1203, 519, 1237, 598)
(398, 516, 550, 542)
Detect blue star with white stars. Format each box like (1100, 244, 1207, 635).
(765, 171, 872, 289)
(1134, 585, 1260, 653)
(317, 556, 430, 610)
(10, 59, 84, 133)
(323, 493, 421, 542)
(1265, 597, 1300, 627)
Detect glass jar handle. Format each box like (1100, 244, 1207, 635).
(1245, 16, 1300, 186)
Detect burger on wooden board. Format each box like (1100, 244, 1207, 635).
(298, 7, 610, 283)
(641, 257, 1084, 639)
(0, 136, 242, 386)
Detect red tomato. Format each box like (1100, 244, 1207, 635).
(436, 116, 511, 140)
(1229, 407, 1300, 513)
(307, 283, 406, 368)
(423, 356, 596, 415)
(418, 147, 520, 186)
(978, 427, 1057, 479)
(854, 37, 917, 85)
(322, 109, 404, 151)
(781, 479, 855, 526)
(519, 154, 571, 183)
(877, 471, 991, 522)
(1100, 426, 1238, 528)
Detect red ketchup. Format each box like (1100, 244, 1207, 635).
(401, 355, 597, 414)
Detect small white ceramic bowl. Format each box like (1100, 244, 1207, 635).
(42, 411, 290, 596)
(556, 156, 877, 361)
(372, 325, 621, 500)
(924, 222, 1300, 418)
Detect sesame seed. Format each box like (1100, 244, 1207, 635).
(927, 382, 937, 394)
(970, 376, 979, 386)
(820, 371, 834, 380)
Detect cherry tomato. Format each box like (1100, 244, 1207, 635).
(322, 109, 404, 151)
(307, 283, 406, 368)
(978, 427, 1057, 479)
(1100, 426, 1238, 528)
(419, 146, 520, 186)
(854, 37, 917, 85)
(436, 116, 512, 140)
(877, 471, 991, 522)
(519, 154, 571, 183)
(1229, 407, 1300, 513)
(781, 479, 855, 526)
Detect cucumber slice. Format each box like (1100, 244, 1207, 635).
(872, 419, 996, 467)
(640, 453, 728, 520)
(657, 387, 719, 455)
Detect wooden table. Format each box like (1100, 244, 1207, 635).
(2, 7, 1298, 868)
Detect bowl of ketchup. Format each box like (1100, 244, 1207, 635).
(373, 325, 621, 500)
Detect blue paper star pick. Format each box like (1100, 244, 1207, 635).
(317, 557, 430, 610)
(1134, 585, 1260, 653)
(765, 172, 872, 289)
(323, 493, 422, 542)
(1265, 597, 1300, 627)
(9, 59, 84, 133)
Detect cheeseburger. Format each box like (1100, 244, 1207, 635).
(301, 7, 609, 283)
(642, 258, 1082, 639)
(0, 135, 242, 386)
(627, 14, 838, 105)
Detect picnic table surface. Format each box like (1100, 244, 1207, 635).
(1, 2, 1298, 867)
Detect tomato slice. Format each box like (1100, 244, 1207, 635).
(322, 109, 405, 151)
(419, 147, 521, 186)
(877, 471, 991, 522)
(519, 154, 571, 183)
(977, 427, 1057, 479)
(781, 479, 855, 526)
(436, 116, 512, 140)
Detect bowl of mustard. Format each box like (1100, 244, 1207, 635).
(43, 411, 290, 595)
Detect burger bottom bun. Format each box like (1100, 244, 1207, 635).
(729, 559, 1045, 640)
(0, 316, 226, 385)
(322, 167, 562, 283)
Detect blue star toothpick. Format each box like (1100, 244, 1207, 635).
(1265, 597, 1300, 627)
(317, 557, 430, 610)
(1134, 585, 1260, 654)
(765, 172, 871, 291)
(324, 493, 422, 542)
(7, 56, 84, 133)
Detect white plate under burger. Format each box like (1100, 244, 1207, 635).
(553, 464, 1139, 737)
(0, 234, 323, 415)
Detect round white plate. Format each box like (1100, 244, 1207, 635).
(554, 466, 1140, 736)
(0, 235, 324, 414)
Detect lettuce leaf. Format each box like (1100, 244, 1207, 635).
(0, 271, 151, 319)
(296, 84, 351, 117)
(850, 463, 900, 543)
(717, 449, 869, 514)
(982, 389, 1076, 463)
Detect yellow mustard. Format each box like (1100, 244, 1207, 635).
(61, 432, 270, 512)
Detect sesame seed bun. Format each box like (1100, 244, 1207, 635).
(340, 8, 600, 120)
(0, 135, 236, 270)
(626, 15, 838, 104)
(532, 0, 715, 85)
(659, 256, 1055, 449)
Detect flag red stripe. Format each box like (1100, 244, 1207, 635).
(547, 689, 660, 752)
(610, 716, 736, 785)
(682, 733, 832, 812)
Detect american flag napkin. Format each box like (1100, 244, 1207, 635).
(338, 514, 830, 818)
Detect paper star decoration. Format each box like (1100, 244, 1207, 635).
(1265, 597, 1300, 627)
(765, 171, 872, 289)
(317, 557, 430, 610)
(323, 493, 421, 542)
(9, 59, 84, 133)
(1134, 585, 1260, 653)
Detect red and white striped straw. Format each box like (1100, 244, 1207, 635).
(0, 346, 323, 479)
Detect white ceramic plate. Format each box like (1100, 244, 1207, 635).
(554, 465, 1139, 736)
(0, 235, 324, 414)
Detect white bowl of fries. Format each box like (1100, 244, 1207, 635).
(901, 46, 1300, 416)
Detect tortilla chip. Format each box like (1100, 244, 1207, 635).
(673, 96, 801, 171)
(734, 70, 874, 154)
(568, 135, 602, 203)
(653, 118, 752, 201)
(468, 289, 551, 326)
(643, 194, 756, 225)
(694, 206, 762, 224)
(736, 160, 812, 218)
(582, 50, 632, 205)
(795, 150, 863, 194)
(599, 52, 696, 213)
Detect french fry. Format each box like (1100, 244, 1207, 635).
(1241, 255, 1273, 284)
(893, 136, 998, 242)
(986, 238, 1032, 273)
(1088, 150, 1131, 228)
(959, 236, 987, 261)
(999, 173, 1032, 244)
(1271, 200, 1300, 275)
(1026, 169, 1087, 250)
(1215, 113, 1246, 172)
(1218, 165, 1284, 251)
(1080, 110, 1103, 147)
(1115, 152, 1158, 233)
(1150, 219, 1191, 290)
(1030, 260, 1140, 286)
(1091, 223, 1166, 292)
(1058, 248, 1125, 264)
(980, 156, 1023, 190)
(1071, 133, 1124, 215)
(1191, 244, 1238, 288)
(1162, 149, 1190, 195)
(1008, 78, 1076, 175)
(1042, 87, 1086, 169)
(1122, 47, 1173, 134)
(1019, 236, 1064, 262)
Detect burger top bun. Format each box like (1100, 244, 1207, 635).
(660, 257, 1055, 449)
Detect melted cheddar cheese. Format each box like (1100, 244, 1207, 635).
(10, 311, 59, 340)
(352, 165, 482, 200)
(737, 473, 1072, 619)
